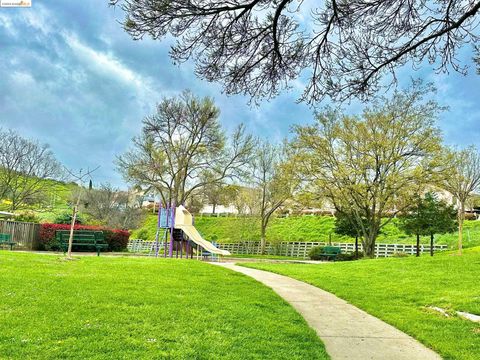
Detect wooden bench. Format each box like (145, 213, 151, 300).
(56, 230, 107, 256)
(320, 246, 342, 261)
(0, 233, 16, 250)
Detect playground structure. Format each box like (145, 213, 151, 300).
(151, 205, 230, 259)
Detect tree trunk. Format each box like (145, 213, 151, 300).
(363, 229, 378, 258)
(260, 226, 267, 255)
(458, 203, 464, 255)
(355, 236, 359, 259)
(212, 203, 216, 215)
(67, 193, 82, 258)
(430, 233, 434, 257)
(416, 233, 420, 257)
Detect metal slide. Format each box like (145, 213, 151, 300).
(174, 205, 231, 256)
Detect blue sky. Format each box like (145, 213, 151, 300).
(0, 1, 479, 188)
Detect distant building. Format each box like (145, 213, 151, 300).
(199, 204, 239, 215)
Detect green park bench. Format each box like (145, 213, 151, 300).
(320, 246, 342, 261)
(0, 233, 16, 250)
(56, 230, 107, 256)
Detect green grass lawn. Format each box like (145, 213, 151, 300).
(243, 248, 480, 360)
(131, 214, 480, 249)
(0, 252, 327, 359)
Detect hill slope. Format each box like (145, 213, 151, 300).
(131, 214, 480, 248)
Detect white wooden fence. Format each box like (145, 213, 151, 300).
(127, 239, 448, 258)
(217, 241, 448, 258)
(127, 239, 157, 253)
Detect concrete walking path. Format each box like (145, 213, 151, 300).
(215, 263, 441, 360)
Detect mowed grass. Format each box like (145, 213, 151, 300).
(0, 252, 327, 360)
(243, 248, 480, 360)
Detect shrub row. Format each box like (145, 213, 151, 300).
(38, 223, 130, 252)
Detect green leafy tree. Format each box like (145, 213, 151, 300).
(293, 84, 443, 257)
(400, 193, 457, 256)
(334, 212, 368, 258)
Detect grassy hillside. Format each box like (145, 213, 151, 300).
(0, 177, 78, 222)
(131, 214, 480, 249)
(244, 247, 480, 360)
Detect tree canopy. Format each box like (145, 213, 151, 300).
(400, 192, 457, 238)
(249, 140, 300, 252)
(0, 129, 63, 211)
(112, 0, 480, 104)
(117, 91, 254, 206)
(441, 146, 480, 254)
(292, 84, 443, 256)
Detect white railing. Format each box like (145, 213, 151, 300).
(217, 241, 449, 258)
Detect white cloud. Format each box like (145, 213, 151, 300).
(62, 32, 159, 102)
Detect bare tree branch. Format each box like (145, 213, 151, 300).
(111, 0, 480, 104)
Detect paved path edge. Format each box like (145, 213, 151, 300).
(213, 262, 441, 360)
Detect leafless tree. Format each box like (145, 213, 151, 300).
(111, 0, 480, 104)
(441, 146, 480, 255)
(80, 183, 145, 229)
(117, 91, 255, 206)
(249, 140, 300, 253)
(0, 129, 62, 211)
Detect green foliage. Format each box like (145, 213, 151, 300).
(334, 212, 371, 238)
(392, 251, 409, 257)
(400, 193, 457, 237)
(14, 211, 39, 223)
(308, 246, 325, 260)
(292, 84, 444, 256)
(53, 212, 83, 225)
(0, 252, 328, 359)
(246, 248, 480, 360)
(335, 252, 363, 261)
(135, 228, 149, 240)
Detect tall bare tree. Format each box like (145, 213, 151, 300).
(117, 91, 254, 206)
(81, 183, 145, 229)
(0, 129, 62, 211)
(441, 146, 480, 255)
(250, 140, 299, 253)
(293, 84, 443, 257)
(112, 0, 480, 103)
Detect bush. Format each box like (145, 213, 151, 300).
(15, 211, 39, 223)
(392, 251, 409, 257)
(336, 252, 363, 261)
(135, 228, 149, 241)
(54, 212, 83, 224)
(37, 223, 130, 252)
(308, 246, 325, 260)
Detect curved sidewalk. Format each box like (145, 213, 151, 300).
(215, 263, 441, 360)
